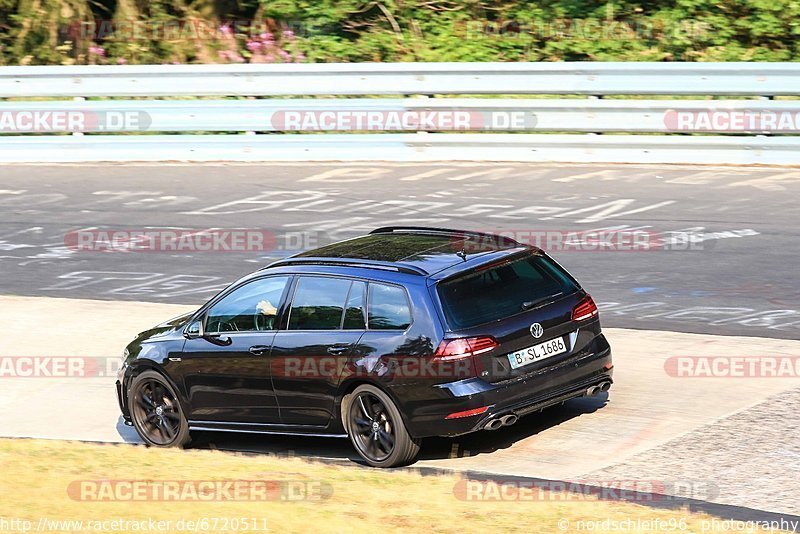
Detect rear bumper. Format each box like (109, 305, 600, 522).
(397, 333, 612, 438)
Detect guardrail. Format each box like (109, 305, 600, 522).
(1, 62, 800, 164)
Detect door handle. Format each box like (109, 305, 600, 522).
(327, 344, 352, 356)
(204, 333, 232, 346)
(249, 345, 270, 356)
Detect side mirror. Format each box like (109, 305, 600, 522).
(184, 317, 232, 346)
(183, 319, 204, 339)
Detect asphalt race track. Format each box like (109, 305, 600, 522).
(2, 162, 800, 522)
(1, 162, 799, 338)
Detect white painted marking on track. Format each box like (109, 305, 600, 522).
(399, 168, 453, 181)
(299, 167, 391, 183)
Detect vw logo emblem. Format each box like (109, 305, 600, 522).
(530, 323, 544, 339)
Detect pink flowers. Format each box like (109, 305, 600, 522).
(218, 50, 244, 62)
(246, 40, 263, 52)
(88, 44, 105, 57)
(215, 24, 304, 64)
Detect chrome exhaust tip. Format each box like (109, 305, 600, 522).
(499, 414, 518, 426)
(600, 381, 612, 392)
(484, 418, 503, 431)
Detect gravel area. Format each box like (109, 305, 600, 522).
(582, 385, 800, 516)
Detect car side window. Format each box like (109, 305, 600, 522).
(288, 276, 353, 331)
(368, 283, 412, 330)
(343, 281, 367, 329)
(205, 276, 290, 333)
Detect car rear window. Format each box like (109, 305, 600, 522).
(437, 253, 579, 329)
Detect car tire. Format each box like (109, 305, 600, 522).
(345, 384, 420, 468)
(128, 370, 191, 448)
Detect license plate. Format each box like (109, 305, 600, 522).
(507, 337, 567, 370)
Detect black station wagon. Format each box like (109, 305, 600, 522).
(117, 226, 613, 467)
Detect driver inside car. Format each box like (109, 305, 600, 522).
(256, 299, 277, 317)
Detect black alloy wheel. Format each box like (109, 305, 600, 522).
(346, 384, 420, 467)
(129, 370, 190, 447)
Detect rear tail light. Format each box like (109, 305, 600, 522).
(433, 336, 499, 361)
(572, 294, 599, 321)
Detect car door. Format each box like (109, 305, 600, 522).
(177, 275, 291, 424)
(269, 275, 366, 427)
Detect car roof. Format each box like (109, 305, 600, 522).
(263, 227, 535, 279)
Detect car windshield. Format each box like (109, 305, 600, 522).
(437, 253, 579, 329)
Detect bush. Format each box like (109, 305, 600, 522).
(0, 0, 798, 65)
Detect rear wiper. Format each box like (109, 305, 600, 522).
(521, 292, 563, 310)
